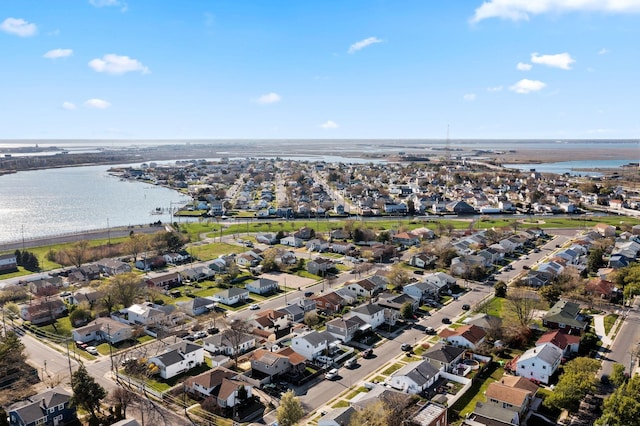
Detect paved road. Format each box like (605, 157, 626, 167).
(599, 301, 640, 378)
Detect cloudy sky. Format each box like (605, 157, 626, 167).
(1, 0, 639, 139)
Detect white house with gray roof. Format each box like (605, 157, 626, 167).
(388, 360, 440, 394)
(148, 341, 204, 379)
(515, 343, 562, 384)
(349, 303, 386, 329)
(291, 330, 339, 360)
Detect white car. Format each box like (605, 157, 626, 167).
(325, 368, 339, 380)
(86, 346, 99, 355)
(249, 304, 260, 310)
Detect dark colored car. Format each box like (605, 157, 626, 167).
(424, 326, 436, 335)
(462, 304, 471, 310)
(441, 317, 451, 324)
(361, 349, 373, 358)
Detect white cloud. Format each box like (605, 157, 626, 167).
(254, 92, 281, 105)
(509, 79, 546, 94)
(61, 101, 76, 110)
(487, 85, 503, 92)
(320, 120, 339, 129)
(598, 48, 610, 55)
(531, 52, 575, 70)
(463, 93, 477, 101)
(0, 18, 37, 37)
(43, 48, 73, 59)
(471, 0, 640, 23)
(89, 0, 128, 11)
(89, 54, 149, 75)
(348, 37, 383, 54)
(516, 62, 532, 71)
(84, 98, 111, 109)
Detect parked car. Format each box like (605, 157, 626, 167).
(304, 291, 314, 297)
(361, 348, 373, 358)
(207, 327, 220, 335)
(424, 326, 437, 335)
(441, 317, 451, 324)
(86, 346, 99, 355)
(462, 304, 471, 311)
(325, 368, 339, 380)
(344, 358, 357, 369)
(401, 343, 412, 352)
(192, 331, 207, 339)
(249, 304, 260, 310)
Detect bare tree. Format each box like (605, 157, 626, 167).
(109, 387, 138, 419)
(505, 287, 537, 328)
(125, 234, 150, 263)
(66, 240, 90, 267)
(224, 318, 253, 368)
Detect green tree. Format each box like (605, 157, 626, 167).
(544, 357, 600, 412)
(587, 246, 606, 273)
(539, 285, 562, 307)
(349, 401, 390, 426)
(69, 306, 93, 326)
(400, 302, 414, 319)
(387, 263, 410, 290)
(597, 375, 640, 426)
(610, 363, 628, 388)
(71, 364, 107, 420)
(494, 281, 507, 298)
(108, 273, 144, 308)
(304, 311, 320, 328)
(276, 390, 304, 426)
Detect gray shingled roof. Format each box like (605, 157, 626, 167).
(392, 360, 439, 386)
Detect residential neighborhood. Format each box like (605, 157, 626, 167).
(1, 155, 640, 426)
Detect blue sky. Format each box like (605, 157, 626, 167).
(1, 0, 639, 140)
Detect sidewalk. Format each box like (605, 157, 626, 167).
(593, 314, 613, 346)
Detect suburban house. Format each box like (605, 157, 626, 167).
(409, 253, 437, 269)
(121, 302, 177, 327)
(250, 347, 306, 378)
(423, 272, 457, 293)
(421, 342, 466, 373)
(469, 375, 539, 426)
(514, 343, 563, 384)
(542, 300, 587, 334)
(594, 223, 616, 237)
(326, 316, 367, 342)
(148, 341, 205, 379)
(176, 297, 215, 316)
(211, 287, 249, 306)
(27, 277, 62, 295)
(306, 238, 330, 252)
(249, 309, 289, 333)
(163, 252, 189, 265)
(536, 329, 580, 357)
(306, 257, 334, 276)
(0, 253, 18, 273)
(403, 281, 440, 302)
(20, 299, 67, 325)
(291, 330, 339, 360)
(377, 292, 420, 313)
(441, 324, 487, 350)
(317, 407, 357, 426)
(146, 272, 182, 289)
(208, 258, 228, 273)
(345, 277, 385, 298)
(180, 266, 214, 282)
(276, 303, 306, 323)
(96, 258, 132, 276)
(388, 360, 440, 394)
(203, 330, 256, 356)
(245, 278, 279, 295)
(280, 236, 304, 248)
(68, 290, 104, 308)
(72, 317, 133, 344)
(463, 313, 502, 334)
(349, 303, 386, 329)
(312, 291, 346, 314)
(8, 386, 77, 426)
(392, 231, 420, 247)
(185, 367, 252, 408)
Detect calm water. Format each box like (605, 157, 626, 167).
(503, 159, 637, 176)
(0, 165, 191, 244)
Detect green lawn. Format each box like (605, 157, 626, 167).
(381, 362, 406, 376)
(190, 242, 245, 261)
(604, 313, 619, 335)
(450, 362, 504, 422)
(480, 296, 504, 317)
